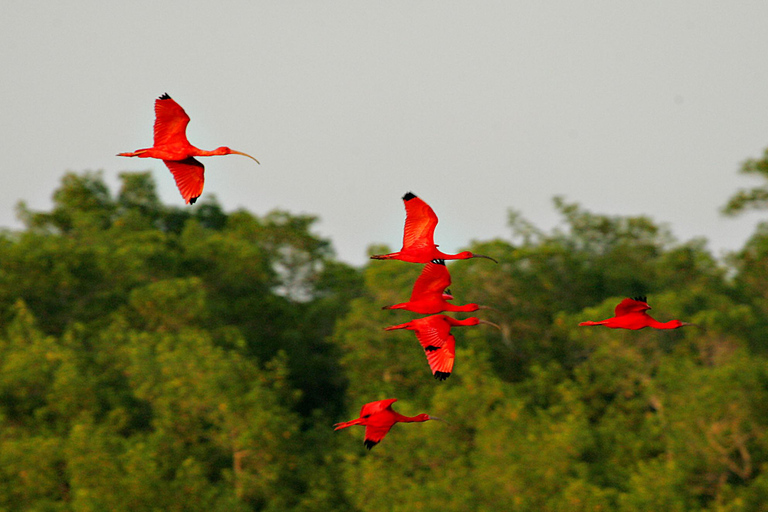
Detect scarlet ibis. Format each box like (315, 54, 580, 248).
(334, 398, 441, 449)
(385, 314, 500, 380)
(382, 259, 489, 314)
(118, 93, 259, 204)
(579, 296, 695, 330)
(370, 192, 498, 263)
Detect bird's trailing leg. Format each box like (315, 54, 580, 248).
(333, 418, 363, 431)
(370, 253, 398, 260)
(116, 149, 149, 157)
(384, 322, 409, 331)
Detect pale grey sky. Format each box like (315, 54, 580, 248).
(2, 2, 767, 265)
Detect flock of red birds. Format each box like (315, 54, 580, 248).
(119, 94, 696, 450)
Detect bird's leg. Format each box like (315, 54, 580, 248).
(578, 320, 608, 327)
(116, 149, 149, 157)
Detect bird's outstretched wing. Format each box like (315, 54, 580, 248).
(412, 317, 455, 379)
(360, 399, 398, 418)
(614, 297, 650, 317)
(410, 260, 451, 301)
(364, 424, 394, 449)
(423, 334, 455, 379)
(154, 94, 191, 147)
(163, 158, 205, 204)
(401, 193, 439, 252)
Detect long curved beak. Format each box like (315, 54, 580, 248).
(230, 150, 260, 164)
(681, 322, 700, 328)
(472, 254, 498, 263)
(477, 305, 497, 312)
(428, 416, 449, 425)
(479, 320, 501, 330)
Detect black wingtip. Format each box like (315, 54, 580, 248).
(364, 440, 378, 450)
(434, 371, 451, 381)
(159, 93, 172, 100)
(403, 192, 417, 201)
(631, 296, 648, 303)
(424, 345, 440, 352)
(431, 259, 446, 266)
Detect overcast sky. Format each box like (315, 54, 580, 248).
(2, 2, 767, 265)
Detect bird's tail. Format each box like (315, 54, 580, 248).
(333, 418, 363, 431)
(578, 320, 607, 327)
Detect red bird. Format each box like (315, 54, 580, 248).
(382, 259, 489, 314)
(118, 93, 259, 204)
(334, 398, 441, 449)
(579, 296, 695, 330)
(370, 192, 498, 263)
(385, 314, 499, 380)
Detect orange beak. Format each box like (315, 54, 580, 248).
(479, 320, 501, 330)
(230, 150, 260, 164)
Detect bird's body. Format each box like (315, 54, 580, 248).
(579, 296, 694, 330)
(385, 314, 499, 380)
(370, 193, 497, 264)
(382, 259, 483, 314)
(118, 93, 259, 204)
(333, 398, 436, 449)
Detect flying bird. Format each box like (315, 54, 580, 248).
(118, 93, 259, 204)
(385, 314, 500, 380)
(578, 296, 695, 330)
(382, 259, 489, 314)
(334, 398, 441, 449)
(370, 192, 498, 263)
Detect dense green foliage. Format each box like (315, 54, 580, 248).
(2, 168, 768, 510)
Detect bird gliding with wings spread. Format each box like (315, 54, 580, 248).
(578, 296, 695, 330)
(118, 93, 259, 205)
(333, 398, 442, 449)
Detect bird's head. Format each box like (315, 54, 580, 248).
(216, 147, 260, 164)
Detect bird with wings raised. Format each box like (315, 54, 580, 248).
(370, 192, 498, 263)
(118, 93, 259, 204)
(381, 259, 490, 314)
